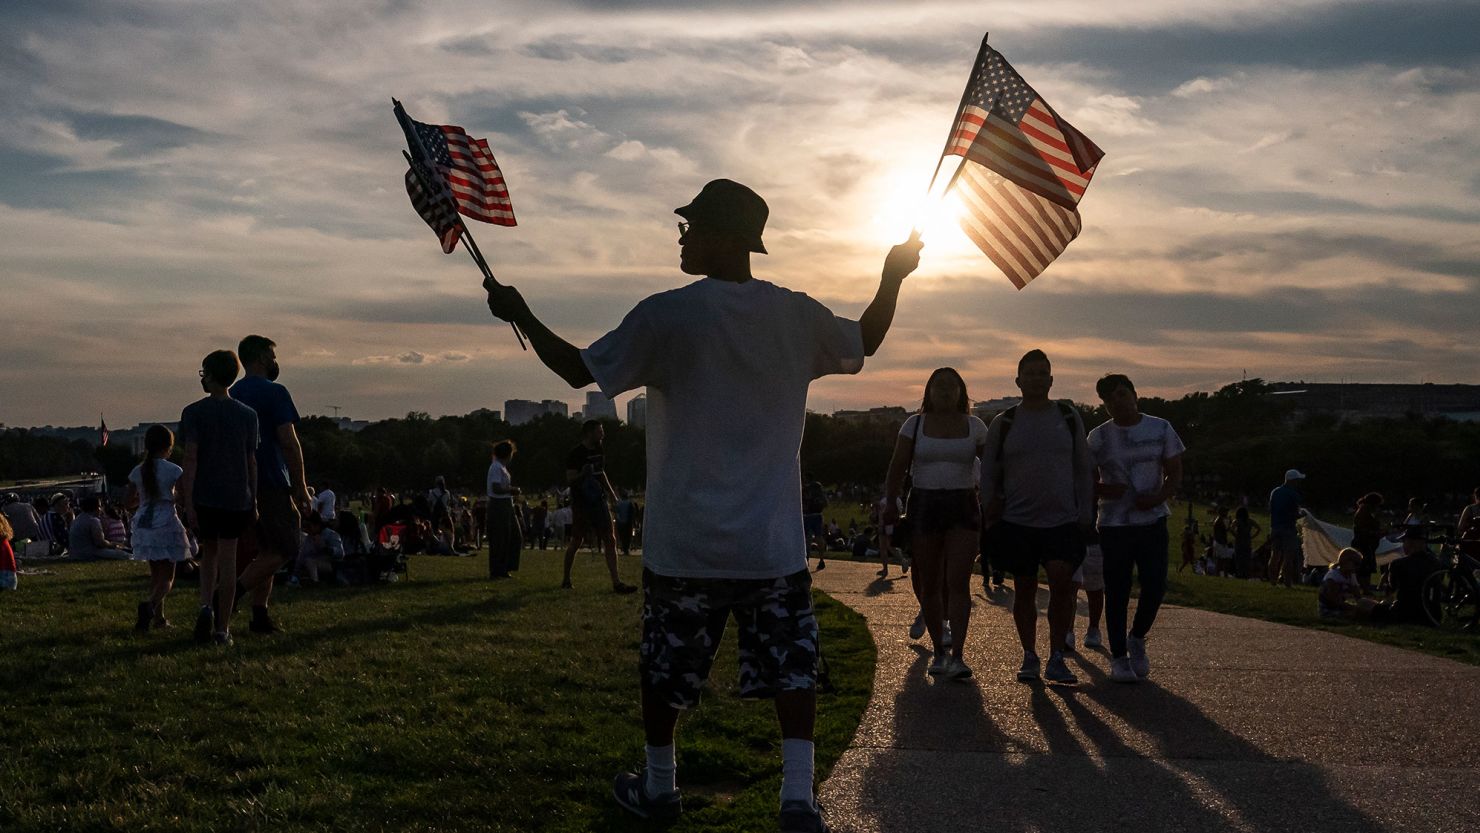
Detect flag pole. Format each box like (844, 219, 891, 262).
(912, 32, 990, 237)
(922, 33, 989, 196)
(459, 226, 528, 350)
(402, 149, 527, 350)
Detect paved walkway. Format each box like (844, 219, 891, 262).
(813, 559, 1480, 833)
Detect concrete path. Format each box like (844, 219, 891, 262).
(813, 559, 1480, 833)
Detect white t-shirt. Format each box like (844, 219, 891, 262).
(128, 459, 183, 528)
(486, 460, 513, 501)
(1087, 414, 1185, 528)
(312, 489, 337, 521)
(582, 277, 865, 579)
(899, 414, 987, 490)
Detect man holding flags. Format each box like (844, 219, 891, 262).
(484, 179, 921, 830)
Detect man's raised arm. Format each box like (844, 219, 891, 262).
(484, 279, 594, 389)
(860, 234, 924, 356)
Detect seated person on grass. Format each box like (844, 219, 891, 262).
(68, 496, 127, 560)
(1318, 548, 1379, 621)
(1382, 526, 1443, 626)
(297, 513, 347, 585)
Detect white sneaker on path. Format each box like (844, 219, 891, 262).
(1128, 634, 1151, 678)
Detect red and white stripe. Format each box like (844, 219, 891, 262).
(948, 102, 1101, 210)
(440, 126, 516, 227)
(955, 162, 1081, 290)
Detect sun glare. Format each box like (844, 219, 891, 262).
(868, 170, 979, 260)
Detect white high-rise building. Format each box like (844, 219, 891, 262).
(584, 391, 618, 421)
(626, 393, 647, 429)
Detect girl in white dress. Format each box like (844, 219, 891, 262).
(127, 425, 191, 632)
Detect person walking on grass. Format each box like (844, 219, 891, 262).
(231, 334, 311, 636)
(1267, 469, 1306, 588)
(179, 350, 259, 645)
(561, 420, 636, 593)
(126, 426, 192, 634)
(883, 367, 986, 681)
(979, 350, 1093, 685)
(1089, 373, 1185, 684)
(484, 178, 921, 832)
(486, 440, 521, 579)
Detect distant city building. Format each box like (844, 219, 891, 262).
(583, 391, 618, 421)
(504, 398, 570, 425)
(1267, 382, 1480, 422)
(831, 406, 910, 425)
(627, 393, 647, 429)
(469, 408, 503, 422)
(972, 397, 1022, 422)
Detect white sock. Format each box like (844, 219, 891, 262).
(780, 738, 815, 807)
(644, 744, 676, 797)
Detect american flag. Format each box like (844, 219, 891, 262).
(944, 41, 1103, 289)
(405, 157, 463, 254)
(99, 416, 109, 447)
(394, 101, 516, 230)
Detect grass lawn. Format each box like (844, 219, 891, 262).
(0, 549, 875, 832)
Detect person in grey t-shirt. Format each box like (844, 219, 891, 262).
(179, 349, 259, 644)
(980, 350, 1093, 685)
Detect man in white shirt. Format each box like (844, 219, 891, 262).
(485, 178, 921, 830)
(485, 440, 520, 579)
(1088, 373, 1185, 684)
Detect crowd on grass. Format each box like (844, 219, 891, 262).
(8, 179, 1480, 833)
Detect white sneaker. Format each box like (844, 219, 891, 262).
(1127, 634, 1151, 678)
(927, 653, 950, 676)
(1044, 651, 1077, 684)
(1109, 656, 1139, 683)
(908, 612, 926, 640)
(1063, 630, 1076, 653)
(941, 621, 953, 649)
(1084, 627, 1103, 649)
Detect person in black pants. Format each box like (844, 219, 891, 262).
(485, 441, 521, 578)
(1087, 373, 1185, 684)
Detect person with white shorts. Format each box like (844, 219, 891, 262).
(1065, 534, 1105, 650)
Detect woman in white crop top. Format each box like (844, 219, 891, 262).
(882, 367, 987, 680)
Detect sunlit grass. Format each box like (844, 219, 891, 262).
(0, 551, 875, 832)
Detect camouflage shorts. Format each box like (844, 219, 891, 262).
(640, 568, 819, 709)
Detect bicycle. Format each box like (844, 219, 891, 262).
(1422, 537, 1480, 632)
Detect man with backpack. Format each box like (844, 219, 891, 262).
(979, 350, 1094, 685)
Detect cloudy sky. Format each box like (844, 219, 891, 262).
(4, 0, 1479, 427)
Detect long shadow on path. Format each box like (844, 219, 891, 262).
(815, 559, 1479, 833)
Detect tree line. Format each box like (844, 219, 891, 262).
(4, 380, 1477, 517)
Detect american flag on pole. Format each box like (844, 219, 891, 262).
(405, 157, 463, 254)
(394, 100, 516, 232)
(944, 40, 1103, 289)
(99, 416, 109, 448)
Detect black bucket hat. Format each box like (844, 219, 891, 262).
(675, 179, 768, 254)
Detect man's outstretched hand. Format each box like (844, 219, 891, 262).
(485, 277, 529, 324)
(883, 231, 924, 282)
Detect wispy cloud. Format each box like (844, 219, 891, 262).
(1, 0, 1478, 426)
